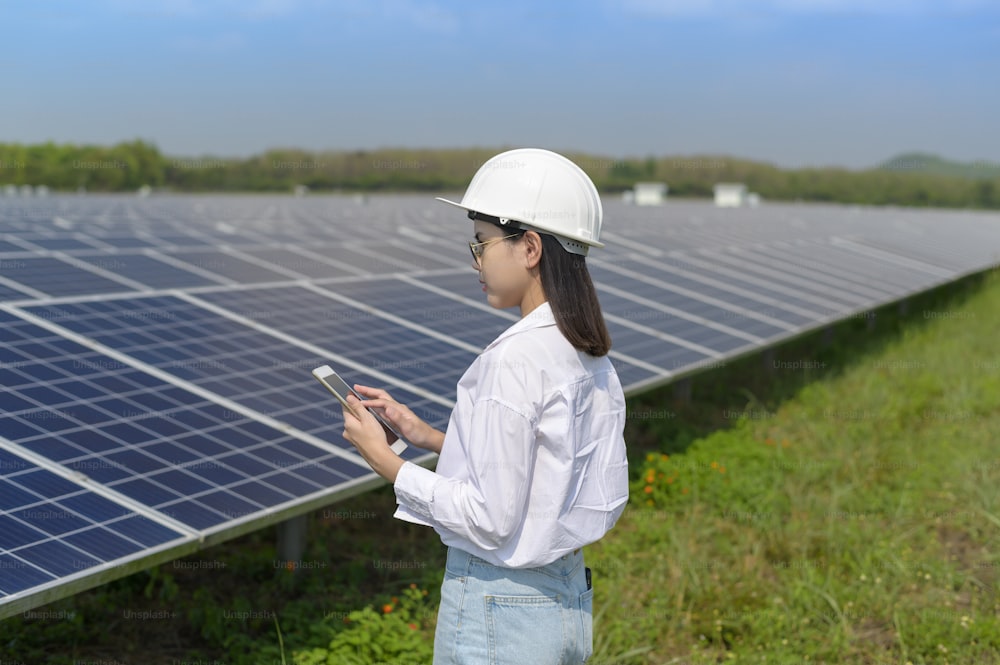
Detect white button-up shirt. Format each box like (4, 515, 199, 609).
(393, 301, 629, 568)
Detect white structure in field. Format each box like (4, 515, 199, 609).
(714, 183, 748, 207)
(623, 183, 669, 205)
(633, 182, 668, 206)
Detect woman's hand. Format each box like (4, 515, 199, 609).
(351, 384, 444, 453)
(341, 394, 404, 483)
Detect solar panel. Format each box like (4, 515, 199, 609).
(633, 254, 828, 323)
(0, 239, 28, 252)
(163, 250, 293, 283)
(0, 446, 187, 596)
(718, 246, 928, 304)
(740, 243, 911, 297)
(90, 235, 158, 249)
(236, 248, 363, 279)
(3, 256, 137, 297)
(19, 295, 451, 457)
(0, 280, 33, 301)
(610, 258, 811, 331)
(318, 276, 513, 347)
(17, 236, 104, 252)
(75, 253, 219, 289)
(1, 193, 998, 619)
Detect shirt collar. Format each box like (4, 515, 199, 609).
(484, 301, 556, 351)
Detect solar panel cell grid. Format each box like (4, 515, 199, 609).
(602, 322, 711, 370)
(310, 246, 425, 276)
(748, 242, 924, 293)
(722, 247, 919, 303)
(238, 248, 360, 279)
(19, 237, 103, 252)
(317, 277, 510, 349)
(0, 239, 30, 252)
(358, 242, 464, 271)
(0, 449, 185, 596)
(0, 282, 34, 301)
(91, 235, 158, 249)
(591, 263, 805, 332)
(419, 271, 512, 305)
(163, 251, 289, 283)
(21, 296, 452, 451)
(192, 286, 477, 396)
(641, 255, 837, 320)
(2, 256, 133, 297)
(598, 291, 757, 351)
(76, 253, 217, 289)
(604, 358, 664, 389)
(608, 264, 796, 339)
(0, 311, 379, 533)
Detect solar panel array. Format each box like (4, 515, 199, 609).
(2, 193, 999, 618)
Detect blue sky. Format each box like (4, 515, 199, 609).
(4, 0, 998, 168)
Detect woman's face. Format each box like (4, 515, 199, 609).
(472, 220, 532, 310)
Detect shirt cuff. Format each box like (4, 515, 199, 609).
(393, 460, 440, 523)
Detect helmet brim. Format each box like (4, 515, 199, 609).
(434, 196, 605, 249)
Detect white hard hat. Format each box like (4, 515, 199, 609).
(436, 148, 604, 256)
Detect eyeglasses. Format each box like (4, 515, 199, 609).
(469, 234, 520, 265)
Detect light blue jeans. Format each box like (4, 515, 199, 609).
(433, 546, 593, 664)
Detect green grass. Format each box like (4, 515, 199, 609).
(3, 269, 1000, 664)
(598, 270, 1000, 664)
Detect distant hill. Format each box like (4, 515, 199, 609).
(876, 152, 1000, 180)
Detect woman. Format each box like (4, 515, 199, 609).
(341, 148, 629, 664)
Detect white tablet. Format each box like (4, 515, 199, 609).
(311, 365, 407, 455)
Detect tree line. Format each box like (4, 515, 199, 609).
(1, 140, 997, 209)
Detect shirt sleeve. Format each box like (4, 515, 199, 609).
(392, 397, 537, 551)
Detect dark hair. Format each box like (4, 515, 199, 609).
(500, 224, 612, 357)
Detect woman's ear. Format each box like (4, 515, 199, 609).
(522, 231, 543, 270)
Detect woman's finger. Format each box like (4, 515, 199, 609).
(345, 393, 368, 415)
(341, 402, 357, 425)
(354, 384, 394, 402)
(355, 398, 390, 411)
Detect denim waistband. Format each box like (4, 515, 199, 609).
(445, 546, 584, 582)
